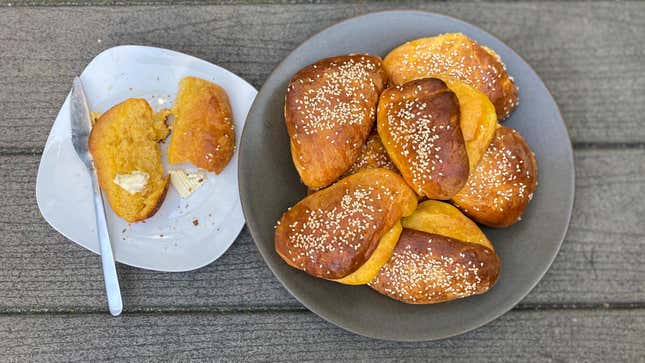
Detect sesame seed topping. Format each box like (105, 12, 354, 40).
(344, 133, 397, 176)
(380, 79, 464, 195)
(369, 230, 498, 303)
(389, 33, 517, 119)
(286, 186, 385, 259)
(276, 169, 412, 278)
(288, 56, 382, 136)
(453, 127, 537, 223)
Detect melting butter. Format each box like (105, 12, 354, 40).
(113, 170, 149, 194)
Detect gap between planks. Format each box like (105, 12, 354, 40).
(2, 1, 359, 7)
(0, 302, 643, 316)
(2, 142, 644, 157)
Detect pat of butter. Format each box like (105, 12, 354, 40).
(169, 169, 206, 198)
(113, 171, 149, 194)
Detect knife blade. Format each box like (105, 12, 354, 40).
(70, 77, 123, 316)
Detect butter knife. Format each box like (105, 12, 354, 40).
(70, 77, 123, 316)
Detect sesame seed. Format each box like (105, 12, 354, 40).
(381, 80, 461, 193)
(278, 173, 408, 277)
(369, 231, 497, 303)
(453, 127, 537, 222)
(287, 56, 382, 136)
(343, 133, 397, 176)
(389, 33, 517, 119)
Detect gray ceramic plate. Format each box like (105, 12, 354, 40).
(239, 10, 574, 341)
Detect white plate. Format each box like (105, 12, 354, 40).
(36, 45, 257, 272)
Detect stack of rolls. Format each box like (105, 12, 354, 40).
(275, 33, 538, 304)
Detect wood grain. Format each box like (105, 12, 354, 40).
(1, 3, 643, 356)
(0, 309, 643, 361)
(2, 149, 643, 312)
(2, 0, 352, 5)
(0, 2, 644, 152)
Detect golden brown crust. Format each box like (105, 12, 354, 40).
(89, 98, 169, 223)
(285, 54, 387, 189)
(332, 221, 403, 285)
(306, 132, 398, 196)
(145, 178, 170, 220)
(452, 126, 538, 227)
(342, 131, 398, 177)
(169, 76, 235, 174)
(369, 229, 500, 304)
(377, 78, 469, 200)
(383, 33, 519, 120)
(274, 168, 417, 279)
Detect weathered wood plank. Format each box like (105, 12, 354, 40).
(0, 309, 643, 361)
(3, 0, 350, 5)
(1, 154, 291, 310)
(1, 149, 643, 311)
(0, 2, 644, 152)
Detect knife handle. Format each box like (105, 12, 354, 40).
(89, 170, 123, 316)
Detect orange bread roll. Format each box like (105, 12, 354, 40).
(285, 54, 387, 189)
(342, 131, 398, 177)
(383, 33, 518, 120)
(89, 98, 169, 222)
(369, 228, 500, 304)
(452, 126, 538, 227)
(169, 76, 235, 174)
(445, 79, 499, 171)
(378, 78, 469, 200)
(369, 200, 499, 304)
(275, 168, 417, 281)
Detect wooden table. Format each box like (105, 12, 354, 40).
(1, 1, 644, 361)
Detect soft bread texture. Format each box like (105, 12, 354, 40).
(402, 200, 492, 250)
(89, 98, 169, 223)
(452, 126, 538, 227)
(285, 54, 387, 188)
(377, 78, 469, 200)
(383, 33, 519, 120)
(446, 80, 499, 171)
(274, 168, 417, 280)
(369, 228, 500, 304)
(168, 76, 235, 174)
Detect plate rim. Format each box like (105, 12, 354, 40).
(36, 44, 257, 272)
(241, 9, 575, 341)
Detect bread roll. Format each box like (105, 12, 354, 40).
(402, 200, 492, 249)
(274, 168, 417, 281)
(333, 221, 402, 285)
(445, 80, 499, 171)
(89, 98, 169, 222)
(342, 131, 397, 177)
(306, 131, 398, 196)
(383, 33, 518, 120)
(369, 228, 500, 304)
(169, 76, 235, 174)
(378, 78, 469, 200)
(452, 126, 538, 227)
(285, 54, 387, 189)
(369, 200, 499, 304)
